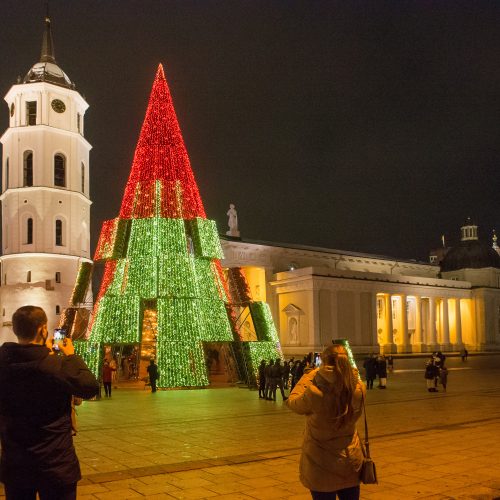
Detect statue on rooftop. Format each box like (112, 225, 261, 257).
(226, 203, 240, 237)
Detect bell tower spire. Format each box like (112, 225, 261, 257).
(40, 5, 56, 64)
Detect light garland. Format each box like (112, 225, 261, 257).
(86, 64, 282, 388)
(70, 261, 93, 305)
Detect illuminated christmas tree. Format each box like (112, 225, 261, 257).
(83, 65, 282, 388)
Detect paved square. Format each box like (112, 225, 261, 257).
(1, 354, 499, 499)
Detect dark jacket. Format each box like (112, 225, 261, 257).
(377, 358, 387, 378)
(0, 343, 99, 488)
(363, 357, 377, 379)
(271, 362, 282, 379)
(147, 363, 159, 381)
(424, 362, 439, 380)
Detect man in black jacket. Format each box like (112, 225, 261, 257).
(146, 359, 159, 393)
(0, 306, 99, 499)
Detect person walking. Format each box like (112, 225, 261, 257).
(287, 344, 365, 499)
(146, 359, 159, 393)
(0, 305, 99, 499)
(102, 360, 116, 397)
(377, 355, 387, 389)
(258, 360, 267, 398)
(363, 354, 377, 389)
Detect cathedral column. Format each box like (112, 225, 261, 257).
(353, 292, 363, 346)
(428, 297, 438, 350)
(383, 293, 395, 353)
(371, 293, 379, 349)
(398, 294, 410, 353)
(454, 298, 463, 348)
(441, 298, 451, 350)
(413, 296, 424, 352)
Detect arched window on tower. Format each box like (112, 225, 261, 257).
(54, 154, 66, 187)
(81, 162, 85, 193)
(27, 218, 33, 245)
(55, 219, 63, 246)
(23, 151, 33, 187)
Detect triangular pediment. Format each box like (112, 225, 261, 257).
(282, 303, 302, 315)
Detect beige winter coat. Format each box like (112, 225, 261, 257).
(287, 366, 365, 492)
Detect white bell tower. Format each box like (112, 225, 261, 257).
(0, 15, 92, 342)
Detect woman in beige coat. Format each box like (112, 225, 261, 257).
(287, 345, 365, 499)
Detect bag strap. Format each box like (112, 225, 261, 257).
(361, 392, 371, 459)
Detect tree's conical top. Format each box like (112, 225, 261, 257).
(119, 64, 206, 219)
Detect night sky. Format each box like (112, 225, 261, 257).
(1, 1, 499, 262)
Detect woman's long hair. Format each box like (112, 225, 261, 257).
(321, 344, 358, 427)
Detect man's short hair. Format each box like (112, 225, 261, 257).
(12, 306, 48, 341)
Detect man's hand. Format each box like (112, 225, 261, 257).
(57, 338, 75, 356)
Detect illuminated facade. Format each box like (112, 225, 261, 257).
(221, 220, 500, 354)
(0, 16, 92, 342)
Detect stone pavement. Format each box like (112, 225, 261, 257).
(1, 354, 500, 499)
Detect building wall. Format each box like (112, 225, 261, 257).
(221, 239, 500, 354)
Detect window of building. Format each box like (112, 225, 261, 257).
(81, 162, 85, 193)
(77, 113, 81, 133)
(56, 305, 60, 315)
(55, 272, 61, 283)
(54, 154, 66, 187)
(27, 218, 33, 244)
(27, 271, 31, 283)
(55, 219, 63, 246)
(2, 308, 5, 317)
(23, 151, 33, 187)
(26, 101, 37, 126)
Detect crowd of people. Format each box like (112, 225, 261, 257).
(257, 352, 324, 401)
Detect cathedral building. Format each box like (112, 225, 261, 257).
(221, 219, 500, 355)
(0, 16, 92, 343)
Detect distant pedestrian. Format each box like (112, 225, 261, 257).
(460, 347, 468, 362)
(425, 358, 439, 392)
(387, 355, 394, 373)
(146, 359, 159, 393)
(436, 351, 446, 367)
(283, 360, 291, 389)
(291, 360, 304, 390)
(439, 366, 448, 392)
(290, 360, 300, 390)
(264, 359, 275, 399)
(258, 360, 266, 398)
(102, 360, 116, 397)
(377, 355, 387, 389)
(110, 356, 118, 386)
(272, 358, 287, 401)
(363, 354, 377, 389)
